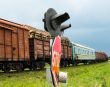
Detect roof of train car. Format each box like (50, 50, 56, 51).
(25, 25, 71, 41)
(96, 51, 107, 54)
(0, 18, 28, 30)
(61, 36, 70, 41)
(72, 42, 95, 51)
(24, 25, 51, 36)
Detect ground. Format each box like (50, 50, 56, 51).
(0, 61, 110, 87)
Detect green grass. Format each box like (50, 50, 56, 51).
(0, 61, 110, 87)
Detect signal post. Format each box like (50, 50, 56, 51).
(43, 8, 71, 87)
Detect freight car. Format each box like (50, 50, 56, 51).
(27, 25, 51, 70)
(0, 18, 30, 72)
(27, 25, 73, 67)
(60, 37, 72, 67)
(95, 52, 108, 62)
(25, 25, 73, 67)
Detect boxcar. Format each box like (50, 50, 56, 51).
(0, 18, 29, 72)
(95, 52, 108, 62)
(60, 37, 72, 67)
(27, 26, 50, 69)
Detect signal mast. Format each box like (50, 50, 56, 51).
(43, 8, 71, 87)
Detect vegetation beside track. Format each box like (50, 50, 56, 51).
(0, 61, 110, 87)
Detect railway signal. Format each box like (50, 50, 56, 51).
(43, 8, 71, 37)
(43, 8, 71, 87)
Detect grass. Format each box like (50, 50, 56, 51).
(0, 61, 110, 87)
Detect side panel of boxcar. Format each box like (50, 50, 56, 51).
(0, 27, 5, 61)
(0, 26, 29, 62)
(29, 37, 48, 69)
(95, 52, 108, 62)
(0, 27, 13, 61)
(60, 37, 72, 66)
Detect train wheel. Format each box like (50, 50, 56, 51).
(3, 64, 10, 73)
(68, 63, 70, 66)
(3, 68, 10, 73)
(73, 61, 78, 66)
(32, 64, 37, 70)
(16, 63, 23, 72)
(40, 65, 45, 69)
(29, 66, 33, 70)
(64, 61, 68, 67)
(37, 62, 45, 70)
(84, 62, 87, 65)
(60, 63, 63, 67)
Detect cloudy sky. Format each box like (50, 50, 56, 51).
(0, 0, 110, 56)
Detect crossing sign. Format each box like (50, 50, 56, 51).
(51, 36, 61, 87)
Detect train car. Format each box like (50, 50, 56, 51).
(72, 43, 96, 65)
(95, 52, 108, 62)
(0, 18, 30, 72)
(26, 25, 73, 67)
(60, 37, 73, 67)
(26, 25, 51, 69)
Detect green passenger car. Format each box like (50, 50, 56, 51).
(72, 43, 96, 65)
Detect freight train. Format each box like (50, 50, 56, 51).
(0, 18, 108, 72)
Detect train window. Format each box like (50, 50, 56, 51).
(91, 52, 93, 55)
(80, 49, 81, 54)
(82, 50, 83, 54)
(88, 51, 90, 55)
(83, 50, 84, 54)
(87, 51, 89, 55)
(90, 52, 92, 55)
(86, 50, 87, 55)
(85, 50, 87, 54)
(86, 50, 88, 54)
(84, 50, 86, 54)
(86, 51, 88, 54)
(92, 52, 93, 55)
(79, 48, 81, 54)
(90, 52, 91, 55)
(75, 47, 78, 54)
(81, 49, 82, 54)
(92, 52, 94, 55)
(75, 48, 77, 54)
(79, 49, 81, 54)
(79, 49, 80, 54)
(78, 49, 80, 54)
(85, 50, 86, 54)
(82, 49, 84, 54)
(87, 51, 89, 54)
(76, 49, 78, 54)
(81, 50, 82, 54)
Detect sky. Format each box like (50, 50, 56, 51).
(0, 0, 110, 56)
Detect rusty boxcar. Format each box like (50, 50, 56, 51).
(60, 36, 72, 67)
(26, 25, 50, 69)
(26, 25, 73, 67)
(95, 52, 108, 62)
(0, 18, 29, 72)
